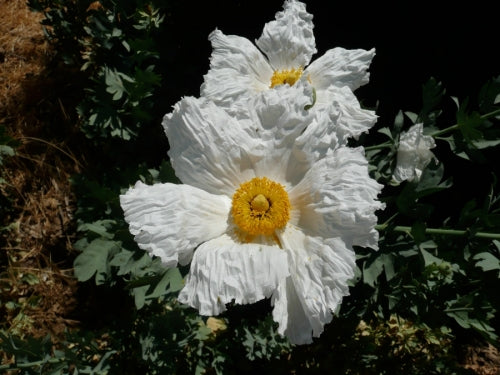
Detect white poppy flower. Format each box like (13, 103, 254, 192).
(200, 0, 377, 144)
(392, 123, 437, 184)
(120, 82, 384, 345)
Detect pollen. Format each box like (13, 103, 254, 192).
(270, 67, 303, 88)
(231, 177, 290, 238)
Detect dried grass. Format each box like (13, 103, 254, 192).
(0, 0, 80, 340)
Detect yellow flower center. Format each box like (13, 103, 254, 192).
(270, 67, 303, 88)
(231, 177, 290, 238)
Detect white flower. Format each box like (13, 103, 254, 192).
(200, 0, 377, 145)
(392, 123, 437, 183)
(120, 82, 384, 345)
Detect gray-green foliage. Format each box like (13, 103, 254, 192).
(29, 0, 164, 140)
(354, 76, 500, 345)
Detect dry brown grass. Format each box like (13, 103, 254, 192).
(0, 0, 81, 340)
(0, 0, 50, 124)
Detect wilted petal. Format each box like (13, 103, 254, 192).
(392, 123, 437, 183)
(120, 181, 231, 267)
(178, 234, 289, 315)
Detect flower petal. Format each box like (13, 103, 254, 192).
(201, 29, 273, 117)
(178, 234, 289, 315)
(272, 227, 356, 344)
(163, 97, 260, 196)
(392, 123, 437, 183)
(120, 181, 231, 267)
(248, 80, 316, 183)
(306, 47, 375, 92)
(329, 86, 378, 144)
(288, 107, 341, 183)
(289, 146, 384, 249)
(256, 0, 316, 70)
(289, 88, 376, 180)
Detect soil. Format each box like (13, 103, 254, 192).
(0, 0, 498, 373)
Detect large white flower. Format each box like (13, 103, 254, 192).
(120, 82, 384, 344)
(392, 123, 437, 184)
(201, 0, 377, 145)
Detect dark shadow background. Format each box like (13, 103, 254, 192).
(159, 0, 499, 123)
(153, 0, 499, 226)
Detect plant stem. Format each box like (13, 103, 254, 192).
(376, 224, 500, 239)
(430, 124, 458, 138)
(364, 142, 392, 152)
(0, 357, 66, 370)
(432, 107, 500, 137)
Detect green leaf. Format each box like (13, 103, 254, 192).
(73, 238, 120, 283)
(456, 98, 483, 141)
(411, 221, 427, 243)
(414, 161, 452, 197)
(158, 160, 181, 184)
(419, 77, 445, 125)
(377, 127, 393, 140)
(404, 111, 418, 124)
(471, 139, 500, 149)
(478, 75, 500, 113)
(127, 267, 184, 309)
(473, 252, 500, 272)
(420, 248, 444, 267)
(363, 254, 395, 286)
(77, 219, 116, 239)
(114, 251, 152, 276)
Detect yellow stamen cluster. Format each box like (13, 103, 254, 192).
(270, 67, 303, 88)
(231, 177, 290, 238)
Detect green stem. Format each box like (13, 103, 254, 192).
(375, 224, 500, 239)
(364, 142, 392, 152)
(443, 307, 474, 313)
(0, 357, 65, 370)
(430, 124, 458, 138)
(432, 107, 500, 138)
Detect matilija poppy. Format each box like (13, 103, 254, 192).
(392, 123, 437, 184)
(120, 82, 384, 344)
(201, 0, 377, 146)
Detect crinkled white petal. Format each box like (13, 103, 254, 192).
(272, 276, 313, 344)
(306, 47, 375, 92)
(248, 80, 316, 182)
(272, 227, 356, 344)
(289, 146, 384, 249)
(289, 106, 341, 183)
(329, 86, 378, 144)
(162, 97, 259, 196)
(392, 123, 437, 183)
(178, 234, 289, 316)
(256, 0, 316, 70)
(120, 181, 231, 267)
(290, 86, 377, 176)
(201, 29, 273, 117)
